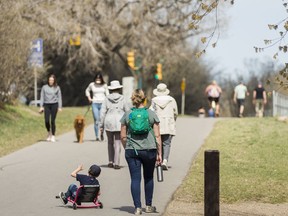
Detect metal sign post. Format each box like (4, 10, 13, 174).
(181, 78, 186, 115)
(34, 67, 37, 106)
(28, 38, 43, 105)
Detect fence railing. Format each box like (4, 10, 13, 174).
(273, 91, 288, 116)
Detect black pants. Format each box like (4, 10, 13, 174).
(44, 103, 58, 135)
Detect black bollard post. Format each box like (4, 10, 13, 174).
(204, 150, 219, 216)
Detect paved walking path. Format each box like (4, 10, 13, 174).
(0, 117, 216, 216)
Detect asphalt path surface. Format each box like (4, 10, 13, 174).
(0, 117, 216, 216)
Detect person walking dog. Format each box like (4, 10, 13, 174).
(85, 72, 109, 141)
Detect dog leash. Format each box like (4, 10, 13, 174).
(83, 105, 91, 117)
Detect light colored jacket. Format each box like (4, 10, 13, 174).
(100, 93, 130, 132)
(150, 95, 178, 136)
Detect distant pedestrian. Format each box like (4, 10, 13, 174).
(85, 72, 109, 141)
(120, 89, 162, 215)
(150, 83, 178, 170)
(253, 82, 267, 117)
(39, 74, 62, 142)
(233, 81, 249, 117)
(58, 164, 101, 205)
(198, 106, 206, 118)
(205, 80, 222, 117)
(100, 80, 130, 169)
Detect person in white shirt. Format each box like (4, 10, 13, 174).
(85, 72, 109, 141)
(233, 81, 249, 118)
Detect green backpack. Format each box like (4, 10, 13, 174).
(128, 108, 150, 134)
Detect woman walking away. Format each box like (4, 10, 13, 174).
(150, 83, 178, 170)
(85, 72, 109, 141)
(100, 80, 130, 169)
(39, 74, 62, 142)
(120, 89, 162, 215)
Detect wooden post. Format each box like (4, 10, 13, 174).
(204, 150, 220, 216)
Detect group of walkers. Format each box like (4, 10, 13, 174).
(37, 72, 267, 215)
(203, 80, 267, 118)
(39, 73, 178, 215)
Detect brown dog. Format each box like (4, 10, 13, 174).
(74, 115, 85, 143)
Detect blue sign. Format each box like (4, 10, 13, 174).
(28, 38, 43, 68)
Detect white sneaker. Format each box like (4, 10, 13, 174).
(46, 133, 52, 141)
(134, 208, 142, 215)
(162, 159, 168, 170)
(145, 206, 156, 213)
(51, 135, 56, 142)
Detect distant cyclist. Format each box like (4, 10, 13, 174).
(205, 80, 222, 117)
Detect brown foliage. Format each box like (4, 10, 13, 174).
(0, 0, 225, 106)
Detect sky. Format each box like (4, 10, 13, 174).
(202, 0, 288, 81)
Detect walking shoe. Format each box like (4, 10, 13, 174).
(51, 135, 56, 142)
(134, 208, 142, 215)
(46, 132, 52, 141)
(96, 137, 100, 141)
(59, 192, 68, 205)
(145, 206, 156, 213)
(114, 165, 121, 170)
(162, 159, 168, 171)
(108, 163, 114, 168)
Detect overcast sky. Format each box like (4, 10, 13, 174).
(202, 0, 288, 80)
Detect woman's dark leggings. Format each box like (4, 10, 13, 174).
(125, 149, 157, 208)
(44, 103, 58, 135)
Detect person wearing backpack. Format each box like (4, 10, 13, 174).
(205, 80, 222, 117)
(120, 89, 162, 215)
(100, 80, 130, 169)
(150, 83, 178, 171)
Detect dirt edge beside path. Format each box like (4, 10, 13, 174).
(163, 201, 288, 216)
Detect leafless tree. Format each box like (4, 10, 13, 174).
(0, 0, 229, 106)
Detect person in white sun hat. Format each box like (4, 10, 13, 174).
(100, 80, 130, 169)
(150, 83, 178, 171)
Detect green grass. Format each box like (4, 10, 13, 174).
(0, 105, 93, 157)
(174, 118, 288, 204)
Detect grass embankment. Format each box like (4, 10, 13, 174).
(174, 118, 288, 204)
(0, 105, 93, 157)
